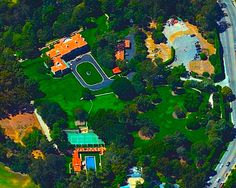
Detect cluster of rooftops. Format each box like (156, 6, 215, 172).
(113, 39, 131, 74)
(46, 33, 89, 75)
(46, 32, 132, 76)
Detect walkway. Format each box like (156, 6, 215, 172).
(34, 109, 52, 142)
(70, 53, 113, 91)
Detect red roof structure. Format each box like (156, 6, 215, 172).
(46, 33, 87, 74)
(112, 67, 122, 74)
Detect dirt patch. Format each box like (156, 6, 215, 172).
(0, 113, 42, 146)
(138, 130, 152, 140)
(172, 112, 178, 119)
(186, 22, 216, 55)
(32, 150, 45, 160)
(145, 31, 171, 62)
(169, 30, 193, 44)
(167, 21, 216, 55)
(189, 60, 215, 75)
(149, 20, 157, 29)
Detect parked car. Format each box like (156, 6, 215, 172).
(226, 161, 231, 166)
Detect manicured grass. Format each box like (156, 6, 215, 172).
(133, 86, 209, 150)
(0, 163, 38, 188)
(76, 62, 103, 85)
(22, 58, 125, 128)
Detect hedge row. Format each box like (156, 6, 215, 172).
(210, 31, 225, 82)
(164, 47, 175, 65)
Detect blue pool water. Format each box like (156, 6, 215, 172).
(86, 156, 96, 170)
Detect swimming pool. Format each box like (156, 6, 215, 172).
(85, 156, 96, 170)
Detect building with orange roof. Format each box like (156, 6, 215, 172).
(124, 39, 131, 48)
(46, 33, 89, 75)
(112, 67, 122, 74)
(115, 50, 125, 61)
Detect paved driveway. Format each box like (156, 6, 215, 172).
(70, 53, 113, 91)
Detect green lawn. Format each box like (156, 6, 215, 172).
(133, 86, 209, 150)
(22, 57, 126, 128)
(76, 62, 103, 85)
(0, 163, 38, 188)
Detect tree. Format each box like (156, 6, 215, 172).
(23, 129, 43, 150)
(111, 77, 136, 100)
(222, 86, 235, 102)
(82, 88, 95, 100)
(139, 126, 156, 139)
(131, 73, 146, 94)
(174, 105, 186, 119)
(30, 154, 66, 188)
(200, 53, 207, 60)
(37, 101, 67, 127)
(135, 95, 155, 112)
(90, 109, 133, 146)
(224, 169, 236, 188)
(184, 92, 202, 112)
(74, 108, 88, 122)
(186, 113, 201, 130)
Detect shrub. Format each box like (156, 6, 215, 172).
(174, 106, 186, 118)
(200, 53, 207, 60)
(111, 77, 137, 100)
(82, 88, 95, 100)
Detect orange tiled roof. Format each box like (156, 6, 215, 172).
(115, 50, 124, 61)
(72, 150, 82, 172)
(51, 57, 68, 73)
(124, 39, 131, 48)
(47, 33, 87, 73)
(112, 67, 122, 74)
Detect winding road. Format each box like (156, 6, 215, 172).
(208, 0, 236, 187)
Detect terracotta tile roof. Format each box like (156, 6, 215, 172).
(112, 67, 122, 74)
(124, 39, 131, 48)
(47, 33, 87, 73)
(115, 50, 124, 61)
(51, 57, 67, 73)
(72, 150, 82, 172)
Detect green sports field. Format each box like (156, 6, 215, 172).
(76, 62, 103, 85)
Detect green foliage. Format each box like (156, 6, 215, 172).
(224, 169, 236, 188)
(200, 53, 207, 60)
(30, 154, 66, 188)
(23, 129, 43, 150)
(37, 101, 67, 127)
(184, 92, 203, 112)
(74, 108, 88, 122)
(209, 32, 225, 82)
(135, 95, 155, 112)
(111, 77, 137, 100)
(90, 109, 133, 146)
(163, 47, 175, 65)
(82, 88, 95, 100)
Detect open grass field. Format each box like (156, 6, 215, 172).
(76, 62, 103, 85)
(22, 58, 125, 128)
(0, 163, 38, 188)
(133, 86, 209, 151)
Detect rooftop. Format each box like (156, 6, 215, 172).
(66, 131, 105, 146)
(46, 33, 87, 73)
